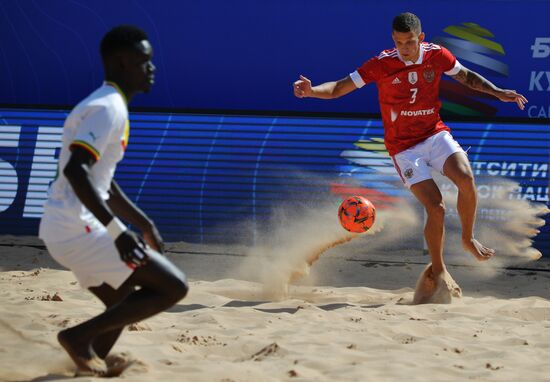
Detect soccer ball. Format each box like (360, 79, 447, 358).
(338, 196, 376, 233)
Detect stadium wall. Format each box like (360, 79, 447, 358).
(0, 108, 548, 255)
(1, 0, 550, 119)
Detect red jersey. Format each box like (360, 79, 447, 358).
(351, 42, 461, 156)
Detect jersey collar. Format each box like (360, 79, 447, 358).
(396, 43, 425, 66)
(105, 81, 128, 105)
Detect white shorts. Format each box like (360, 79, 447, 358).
(43, 227, 133, 290)
(391, 131, 465, 188)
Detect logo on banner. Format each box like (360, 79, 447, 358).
(434, 22, 508, 117)
(408, 72, 418, 84)
(531, 37, 550, 58)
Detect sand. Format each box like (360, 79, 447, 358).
(1, 235, 550, 382)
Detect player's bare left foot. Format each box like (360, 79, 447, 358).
(58, 328, 107, 376)
(462, 237, 495, 261)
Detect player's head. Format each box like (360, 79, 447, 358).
(100, 25, 155, 96)
(391, 12, 425, 62)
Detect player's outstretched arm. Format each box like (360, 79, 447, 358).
(107, 180, 164, 253)
(293, 75, 357, 99)
(451, 67, 528, 110)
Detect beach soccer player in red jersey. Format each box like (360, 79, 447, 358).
(293, 12, 528, 293)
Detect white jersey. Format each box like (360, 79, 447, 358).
(39, 82, 129, 244)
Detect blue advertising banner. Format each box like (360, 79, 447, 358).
(0, 108, 548, 256)
(0, 0, 549, 118)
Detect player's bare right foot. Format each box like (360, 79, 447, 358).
(462, 238, 495, 261)
(58, 328, 107, 376)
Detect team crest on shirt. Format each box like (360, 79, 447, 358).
(423, 69, 435, 83)
(408, 71, 418, 85)
(404, 168, 414, 179)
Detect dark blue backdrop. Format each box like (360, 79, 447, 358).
(1, 0, 549, 118)
(0, 1, 548, 255)
(0, 108, 548, 254)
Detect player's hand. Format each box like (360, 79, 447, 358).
(142, 222, 164, 253)
(495, 89, 528, 110)
(114, 230, 149, 268)
(293, 75, 313, 98)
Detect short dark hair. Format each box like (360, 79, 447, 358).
(392, 12, 422, 34)
(100, 25, 148, 59)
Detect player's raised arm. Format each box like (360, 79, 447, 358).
(450, 66, 528, 110)
(293, 74, 358, 99)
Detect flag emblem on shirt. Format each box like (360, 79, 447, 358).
(121, 120, 130, 151)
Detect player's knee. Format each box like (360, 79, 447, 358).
(135, 259, 188, 303)
(164, 272, 188, 303)
(454, 169, 475, 190)
(172, 276, 189, 302)
(426, 201, 445, 218)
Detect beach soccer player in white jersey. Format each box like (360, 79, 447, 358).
(294, 13, 528, 292)
(39, 25, 188, 375)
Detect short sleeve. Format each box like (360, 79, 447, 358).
(70, 105, 121, 160)
(438, 46, 462, 75)
(444, 59, 462, 76)
(351, 57, 380, 88)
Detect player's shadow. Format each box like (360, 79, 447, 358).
(171, 299, 401, 314)
(27, 374, 72, 382)
(222, 300, 303, 314)
(317, 302, 354, 311)
(166, 303, 210, 313)
(167, 300, 390, 315)
(223, 300, 265, 308)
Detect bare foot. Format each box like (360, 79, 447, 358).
(462, 238, 495, 261)
(58, 329, 107, 376)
